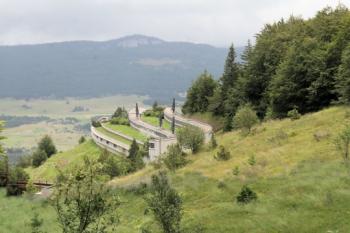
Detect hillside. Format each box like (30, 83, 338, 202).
(0, 35, 241, 102)
(18, 105, 350, 232)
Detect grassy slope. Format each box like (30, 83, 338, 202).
(103, 122, 148, 142)
(110, 106, 350, 232)
(26, 140, 103, 182)
(5, 106, 350, 232)
(95, 127, 132, 145)
(141, 115, 172, 131)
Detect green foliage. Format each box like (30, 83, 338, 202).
(112, 107, 128, 118)
(98, 149, 131, 178)
(336, 44, 350, 103)
(78, 136, 86, 144)
(6, 166, 29, 196)
(163, 144, 187, 171)
(91, 119, 101, 127)
(248, 155, 256, 166)
(214, 146, 231, 161)
(232, 166, 240, 176)
(236, 185, 257, 204)
(17, 154, 32, 168)
(210, 133, 217, 149)
(52, 157, 120, 233)
(38, 135, 57, 158)
(182, 71, 217, 114)
(146, 172, 182, 233)
(128, 139, 145, 172)
(287, 107, 301, 120)
(334, 125, 350, 161)
(110, 117, 130, 125)
(233, 105, 259, 133)
(31, 212, 45, 233)
(176, 125, 205, 153)
(32, 149, 48, 168)
(0, 121, 5, 155)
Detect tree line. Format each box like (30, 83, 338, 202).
(182, 5, 350, 131)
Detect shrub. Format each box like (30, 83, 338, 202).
(163, 144, 187, 171)
(112, 107, 128, 118)
(210, 133, 217, 149)
(6, 166, 29, 196)
(236, 185, 257, 204)
(91, 119, 101, 127)
(248, 155, 256, 166)
(110, 117, 130, 125)
(98, 150, 131, 178)
(287, 107, 301, 120)
(78, 136, 86, 144)
(232, 166, 240, 176)
(176, 125, 205, 153)
(214, 146, 231, 161)
(233, 105, 259, 134)
(32, 149, 48, 167)
(38, 135, 57, 158)
(334, 126, 350, 162)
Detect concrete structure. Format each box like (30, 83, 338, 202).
(163, 107, 213, 143)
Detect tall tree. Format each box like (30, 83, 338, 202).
(171, 98, 176, 113)
(136, 103, 139, 118)
(182, 71, 217, 114)
(146, 172, 182, 233)
(336, 44, 350, 103)
(171, 116, 175, 134)
(220, 44, 240, 93)
(0, 121, 9, 187)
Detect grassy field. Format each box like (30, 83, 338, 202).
(103, 123, 148, 142)
(141, 115, 172, 131)
(3, 106, 350, 232)
(26, 140, 104, 182)
(0, 95, 147, 152)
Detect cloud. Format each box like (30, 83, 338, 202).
(0, 0, 347, 46)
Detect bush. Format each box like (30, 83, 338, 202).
(214, 146, 231, 161)
(32, 149, 48, 167)
(176, 125, 205, 153)
(210, 133, 217, 149)
(334, 126, 350, 162)
(38, 135, 57, 158)
(236, 185, 257, 204)
(78, 136, 86, 144)
(163, 144, 187, 171)
(16, 154, 32, 168)
(98, 150, 131, 178)
(112, 107, 128, 118)
(233, 105, 259, 134)
(91, 119, 101, 127)
(232, 166, 240, 176)
(6, 166, 29, 196)
(110, 117, 130, 125)
(248, 155, 256, 166)
(287, 107, 301, 120)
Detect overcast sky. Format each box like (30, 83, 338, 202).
(0, 0, 348, 47)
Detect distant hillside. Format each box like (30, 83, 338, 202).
(0, 35, 241, 102)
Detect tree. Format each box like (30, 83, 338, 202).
(146, 172, 182, 233)
(6, 166, 29, 196)
(176, 125, 205, 153)
(171, 98, 176, 113)
(78, 136, 86, 144)
(334, 125, 350, 162)
(0, 121, 4, 155)
(233, 105, 259, 134)
(38, 135, 57, 158)
(136, 103, 140, 118)
(163, 144, 187, 171)
(159, 112, 164, 128)
(236, 185, 257, 204)
(210, 133, 217, 149)
(113, 107, 128, 118)
(98, 149, 130, 178)
(0, 121, 8, 187)
(336, 44, 350, 103)
(128, 139, 144, 171)
(220, 44, 240, 93)
(171, 116, 175, 134)
(32, 149, 48, 167)
(182, 71, 217, 114)
(52, 157, 120, 233)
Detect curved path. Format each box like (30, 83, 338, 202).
(163, 107, 213, 142)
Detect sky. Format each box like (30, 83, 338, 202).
(0, 0, 348, 47)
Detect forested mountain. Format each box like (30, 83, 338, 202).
(0, 35, 241, 101)
(183, 5, 350, 125)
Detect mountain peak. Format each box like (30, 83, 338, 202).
(112, 34, 165, 48)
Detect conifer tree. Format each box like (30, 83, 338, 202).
(136, 103, 139, 118)
(172, 98, 176, 113)
(171, 116, 175, 134)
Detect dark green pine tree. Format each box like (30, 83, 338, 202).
(159, 113, 163, 128)
(128, 139, 139, 161)
(171, 116, 175, 134)
(135, 103, 139, 118)
(172, 98, 176, 113)
(220, 44, 240, 94)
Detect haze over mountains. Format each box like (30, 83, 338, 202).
(0, 35, 242, 102)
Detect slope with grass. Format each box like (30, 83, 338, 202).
(141, 115, 172, 131)
(26, 140, 104, 182)
(17, 106, 350, 232)
(103, 122, 148, 142)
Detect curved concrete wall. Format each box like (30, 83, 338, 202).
(91, 126, 129, 155)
